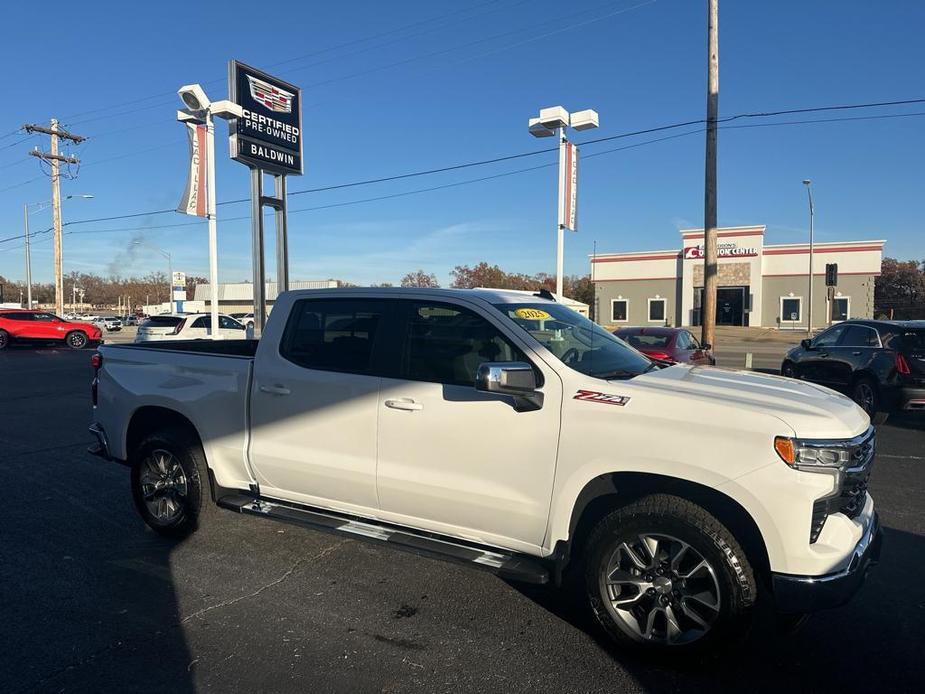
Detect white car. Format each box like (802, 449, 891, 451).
(93, 316, 122, 332)
(134, 313, 247, 342)
(90, 288, 880, 654)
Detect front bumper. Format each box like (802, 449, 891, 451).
(772, 512, 882, 613)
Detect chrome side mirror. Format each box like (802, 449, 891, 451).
(476, 362, 543, 411)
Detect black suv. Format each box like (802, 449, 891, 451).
(781, 320, 925, 416)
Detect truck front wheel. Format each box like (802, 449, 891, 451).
(130, 426, 214, 538)
(583, 494, 757, 653)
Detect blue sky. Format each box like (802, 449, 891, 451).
(0, 0, 922, 287)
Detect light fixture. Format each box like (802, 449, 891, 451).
(178, 84, 211, 112)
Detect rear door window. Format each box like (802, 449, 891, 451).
(281, 299, 389, 375)
(841, 325, 880, 347)
(813, 324, 847, 348)
(145, 316, 183, 328)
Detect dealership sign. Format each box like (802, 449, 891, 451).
(683, 242, 758, 260)
(227, 61, 303, 175)
(558, 142, 578, 231)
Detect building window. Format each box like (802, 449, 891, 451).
(647, 298, 667, 323)
(611, 299, 628, 322)
(830, 297, 849, 322)
(780, 297, 802, 324)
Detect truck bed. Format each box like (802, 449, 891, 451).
(102, 339, 260, 357)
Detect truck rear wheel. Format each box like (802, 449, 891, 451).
(130, 426, 214, 538)
(583, 494, 756, 654)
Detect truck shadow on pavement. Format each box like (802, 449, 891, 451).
(509, 524, 924, 692)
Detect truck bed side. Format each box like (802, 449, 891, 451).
(95, 343, 255, 492)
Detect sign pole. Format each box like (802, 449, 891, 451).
(251, 168, 267, 333)
(275, 174, 289, 294)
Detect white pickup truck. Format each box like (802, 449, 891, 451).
(89, 288, 881, 653)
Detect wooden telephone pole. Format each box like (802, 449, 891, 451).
(702, 0, 719, 347)
(23, 120, 85, 316)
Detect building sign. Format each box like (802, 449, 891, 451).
(228, 61, 303, 175)
(558, 141, 578, 231)
(177, 124, 208, 217)
(683, 242, 758, 260)
(172, 272, 186, 301)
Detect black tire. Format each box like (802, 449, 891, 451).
(130, 426, 214, 538)
(851, 376, 881, 416)
(0, 329, 9, 350)
(583, 494, 757, 654)
(780, 361, 795, 378)
(65, 330, 88, 350)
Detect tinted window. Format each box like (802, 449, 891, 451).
(190, 317, 208, 329)
(145, 316, 183, 327)
(612, 300, 628, 322)
(33, 313, 57, 322)
(623, 333, 671, 349)
(281, 299, 386, 374)
(781, 298, 801, 322)
(813, 324, 847, 347)
(402, 302, 525, 388)
(219, 316, 244, 330)
(648, 299, 666, 322)
(675, 331, 691, 350)
(841, 325, 879, 347)
(0, 313, 32, 321)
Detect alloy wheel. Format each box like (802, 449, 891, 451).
(68, 332, 87, 349)
(139, 449, 189, 522)
(600, 533, 722, 646)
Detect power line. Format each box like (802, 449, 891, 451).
(16, 98, 925, 235)
(60, 0, 512, 126)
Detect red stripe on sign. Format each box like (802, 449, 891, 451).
(565, 144, 574, 225)
(196, 125, 207, 217)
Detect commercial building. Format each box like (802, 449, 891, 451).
(592, 225, 884, 329)
(194, 280, 338, 314)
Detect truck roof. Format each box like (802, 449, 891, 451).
(283, 286, 560, 305)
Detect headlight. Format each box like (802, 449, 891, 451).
(774, 436, 863, 472)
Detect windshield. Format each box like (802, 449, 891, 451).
(494, 302, 654, 379)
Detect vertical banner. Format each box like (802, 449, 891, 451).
(177, 123, 208, 217)
(558, 141, 579, 231)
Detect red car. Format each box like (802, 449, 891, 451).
(0, 309, 102, 350)
(613, 326, 715, 365)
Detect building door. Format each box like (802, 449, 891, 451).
(696, 287, 745, 327)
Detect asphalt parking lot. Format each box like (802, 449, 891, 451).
(1, 344, 923, 693)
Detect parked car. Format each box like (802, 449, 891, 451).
(0, 309, 102, 349)
(121, 315, 140, 327)
(93, 316, 122, 332)
(613, 326, 715, 365)
(89, 288, 880, 654)
(781, 319, 925, 416)
(134, 313, 247, 342)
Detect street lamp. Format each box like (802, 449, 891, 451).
(177, 85, 243, 339)
(802, 179, 815, 334)
(528, 106, 599, 297)
(132, 240, 173, 308)
(23, 194, 93, 309)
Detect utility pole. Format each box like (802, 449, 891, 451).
(702, 0, 719, 347)
(22, 204, 32, 309)
(24, 120, 85, 317)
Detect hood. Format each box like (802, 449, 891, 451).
(627, 365, 869, 439)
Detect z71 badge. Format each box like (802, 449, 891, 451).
(573, 390, 631, 406)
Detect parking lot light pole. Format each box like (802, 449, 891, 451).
(528, 106, 599, 297)
(803, 179, 815, 334)
(177, 85, 243, 340)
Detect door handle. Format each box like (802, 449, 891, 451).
(259, 384, 291, 396)
(384, 398, 423, 411)
(819, 353, 829, 358)
(851, 351, 862, 356)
